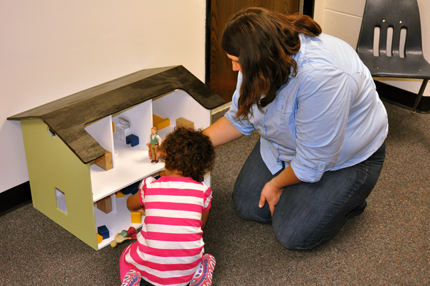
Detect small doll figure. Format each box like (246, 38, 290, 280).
(146, 126, 162, 163)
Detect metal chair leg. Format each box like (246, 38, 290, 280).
(411, 79, 428, 113)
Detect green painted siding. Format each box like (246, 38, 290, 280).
(21, 119, 98, 249)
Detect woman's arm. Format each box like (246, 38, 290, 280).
(259, 164, 302, 216)
(203, 117, 243, 147)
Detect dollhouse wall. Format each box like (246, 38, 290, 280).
(21, 119, 97, 249)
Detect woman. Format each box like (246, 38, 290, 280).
(204, 7, 388, 249)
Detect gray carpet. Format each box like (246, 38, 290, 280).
(0, 102, 429, 285)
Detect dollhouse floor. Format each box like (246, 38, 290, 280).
(0, 102, 429, 285)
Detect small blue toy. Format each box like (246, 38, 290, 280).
(97, 225, 109, 239)
(126, 134, 139, 147)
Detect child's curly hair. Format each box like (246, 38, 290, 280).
(161, 126, 215, 180)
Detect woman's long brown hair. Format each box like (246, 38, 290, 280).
(221, 7, 322, 119)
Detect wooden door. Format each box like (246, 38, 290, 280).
(206, 0, 305, 103)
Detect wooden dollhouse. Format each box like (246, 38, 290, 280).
(8, 65, 224, 250)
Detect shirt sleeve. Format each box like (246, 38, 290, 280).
(290, 67, 357, 183)
(138, 177, 156, 205)
(202, 185, 213, 213)
(224, 72, 256, 136)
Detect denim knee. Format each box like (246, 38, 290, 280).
(273, 224, 320, 250)
(232, 189, 272, 223)
(232, 192, 251, 220)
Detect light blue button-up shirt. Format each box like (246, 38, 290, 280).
(225, 33, 388, 183)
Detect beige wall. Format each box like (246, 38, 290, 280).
(314, 0, 430, 95)
(0, 0, 206, 193)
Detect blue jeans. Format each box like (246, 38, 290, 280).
(232, 140, 385, 250)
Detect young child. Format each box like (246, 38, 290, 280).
(120, 127, 216, 286)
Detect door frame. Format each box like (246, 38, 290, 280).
(205, 0, 315, 88)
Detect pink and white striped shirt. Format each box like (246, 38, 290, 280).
(123, 176, 212, 286)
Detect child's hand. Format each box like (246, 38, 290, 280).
(127, 192, 144, 212)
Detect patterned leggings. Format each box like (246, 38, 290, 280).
(120, 245, 216, 286)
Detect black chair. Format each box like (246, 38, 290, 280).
(356, 0, 430, 113)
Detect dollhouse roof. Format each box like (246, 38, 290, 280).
(8, 65, 225, 164)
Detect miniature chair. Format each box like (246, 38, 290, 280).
(356, 0, 430, 113)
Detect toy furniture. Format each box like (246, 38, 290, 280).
(94, 150, 113, 171)
(97, 225, 109, 239)
(126, 134, 139, 147)
(153, 114, 171, 130)
(97, 196, 113, 214)
(115, 118, 131, 142)
(131, 211, 142, 224)
(176, 117, 194, 129)
(8, 65, 224, 250)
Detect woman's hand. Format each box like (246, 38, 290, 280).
(259, 179, 284, 217)
(258, 165, 302, 216)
